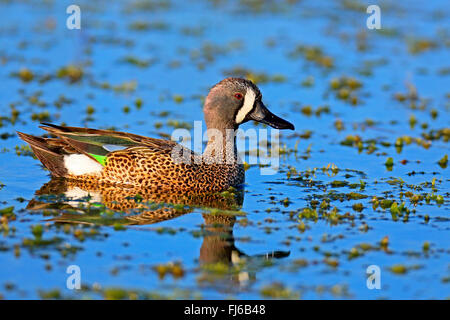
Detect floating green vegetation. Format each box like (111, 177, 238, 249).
(208, 0, 300, 14)
(422, 128, 449, 143)
(31, 111, 51, 122)
(260, 282, 299, 299)
(339, 133, 434, 154)
(330, 180, 348, 188)
(153, 262, 185, 279)
(200, 261, 237, 276)
(289, 44, 334, 68)
(54, 95, 73, 109)
(180, 25, 205, 37)
(166, 119, 192, 130)
(15, 144, 35, 157)
(389, 264, 422, 275)
(86, 105, 95, 116)
(223, 66, 286, 84)
(356, 58, 388, 76)
(121, 55, 155, 68)
(294, 104, 330, 117)
(27, 91, 47, 107)
(341, 0, 366, 11)
(334, 119, 345, 131)
(17, 67, 34, 82)
(188, 41, 242, 67)
(437, 154, 448, 168)
(122, 105, 131, 114)
(385, 157, 394, 168)
(128, 20, 168, 31)
(125, 0, 171, 13)
(376, 28, 399, 37)
(298, 207, 318, 220)
(408, 38, 437, 54)
(39, 289, 62, 299)
(352, 203, 364, 212)
(296, 205, 356, 226)
(104, 288, 129, 300)
(393, 83, 434, 112)
(172, 95, 184, 104)
(95, 80, 138, 93)
(56, 65, 84, 83)
(38, 284, 197, 300)
(329, 76, 362, 105)
(301, 75, 315, 87)
(0, 206, 14, 218)
(135, 98, 143, 109)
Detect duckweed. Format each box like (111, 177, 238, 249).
(56, 65, 83, 83)
(17, 68, 34, 82)
(260, 283, 299, 299)
(437, 154, 448, 168)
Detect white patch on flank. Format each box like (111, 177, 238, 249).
(235, 88, 256, 124)
(238, 271, 250, 284)
(231, 250, 241, 264)
(64, 154, 103, 176)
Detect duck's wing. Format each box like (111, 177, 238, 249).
(40, 123, 177, 157)
(17, 123, 180, 177)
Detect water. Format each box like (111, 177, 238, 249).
(0, 0, 448, 299)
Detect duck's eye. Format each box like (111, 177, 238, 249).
(234, 93, 243, 100)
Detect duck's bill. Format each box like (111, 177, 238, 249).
(247, 100, 295, 130)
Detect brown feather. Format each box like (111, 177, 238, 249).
(40, 123, 176, 151)
(16, 132, 68, 177)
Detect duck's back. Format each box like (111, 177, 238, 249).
(94, 145, 244, 192)
(18, 123, 244, 192)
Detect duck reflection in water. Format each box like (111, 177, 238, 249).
(27, 178, 290, 286)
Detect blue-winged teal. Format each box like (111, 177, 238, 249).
(18, 78, 294, 192)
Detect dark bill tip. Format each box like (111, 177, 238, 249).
(246, 100, 295, 130)
(258, 109, 295, 130)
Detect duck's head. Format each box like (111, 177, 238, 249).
(204, 78, 295, 131)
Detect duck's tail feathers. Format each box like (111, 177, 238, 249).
(16, 131, 68, 177)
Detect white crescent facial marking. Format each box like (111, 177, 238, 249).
(235, 88, 256, 124)
(64, 154, 103, 175)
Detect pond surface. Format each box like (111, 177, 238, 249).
(0, 0, 448, 299)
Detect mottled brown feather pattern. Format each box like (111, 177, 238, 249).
(29, 178, 243, 225)
(23, 123, 245, 192)
(66, 145, 244, 192)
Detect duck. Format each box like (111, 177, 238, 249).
(17, 77, 294, 192)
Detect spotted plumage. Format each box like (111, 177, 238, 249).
(17, 78, 294, 192)
(27, 178, 243, 225)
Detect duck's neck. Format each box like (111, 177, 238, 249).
(203, 127, 239, 165)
